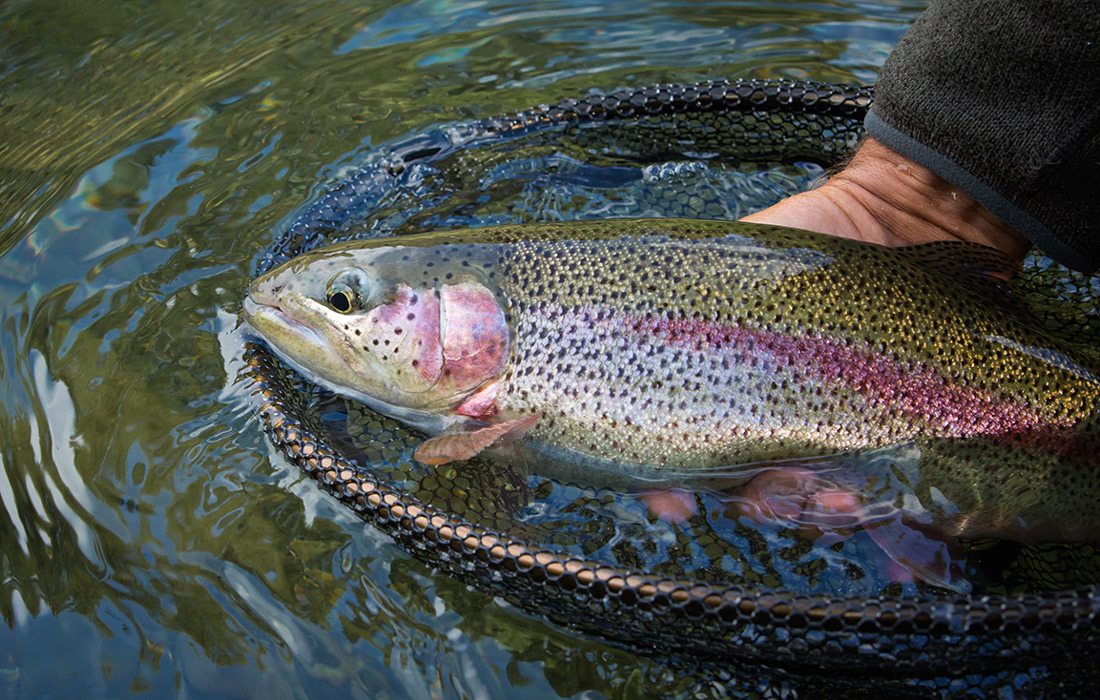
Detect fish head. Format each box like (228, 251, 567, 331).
(243, 243, 509, 413)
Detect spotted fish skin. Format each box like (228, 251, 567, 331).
(244, 219, 1100, 538)
(486, 225, 1097, 470)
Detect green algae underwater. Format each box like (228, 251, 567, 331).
(5, 0, 1092, 697)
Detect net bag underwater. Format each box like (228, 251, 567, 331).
(241, 79, 1100, 692)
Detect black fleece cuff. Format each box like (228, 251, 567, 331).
(865, 111, 1088, 272)
(867, 0, 1100, 274)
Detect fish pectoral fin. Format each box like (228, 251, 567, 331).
(864, 516, 971, 594)
(414, 414, 540, 465)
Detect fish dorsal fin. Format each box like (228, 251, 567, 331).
(1015, 251, 1100, 372)
(898, 243, 1100, 374)
(895, 240, 1021, 282)
(897, 241, 1033, 326)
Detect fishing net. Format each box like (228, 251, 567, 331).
(243, 79, 1100, 694)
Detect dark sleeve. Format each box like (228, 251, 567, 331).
(865, 0, 1100, 273)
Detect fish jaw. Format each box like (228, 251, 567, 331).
(241, 293, 338, 389)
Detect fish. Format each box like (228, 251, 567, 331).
(242, 219, 1100, 552)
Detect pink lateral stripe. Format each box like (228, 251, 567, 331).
(605, 311, 1066, 438)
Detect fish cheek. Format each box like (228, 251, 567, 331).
(359, 285, 443, 390)
(439, 282, 508, 391)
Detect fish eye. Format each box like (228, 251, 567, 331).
(328, 289, 354, 313)
(325, 269, 370, 314)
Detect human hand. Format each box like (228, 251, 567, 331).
(741, 138, 1030, 268)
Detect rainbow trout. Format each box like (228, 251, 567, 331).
(243, 219, 1100, 543)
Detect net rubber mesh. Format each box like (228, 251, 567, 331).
(244, 80, 1100, 693)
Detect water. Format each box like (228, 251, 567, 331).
(0, 1, 926, 696)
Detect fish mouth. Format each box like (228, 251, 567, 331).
(241, 295, 325, 348)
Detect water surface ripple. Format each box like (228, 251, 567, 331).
(0, 1, 920, 696)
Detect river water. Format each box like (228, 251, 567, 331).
(0, 1, 923, 696)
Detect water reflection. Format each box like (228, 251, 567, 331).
(0, 0, 924, 696)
